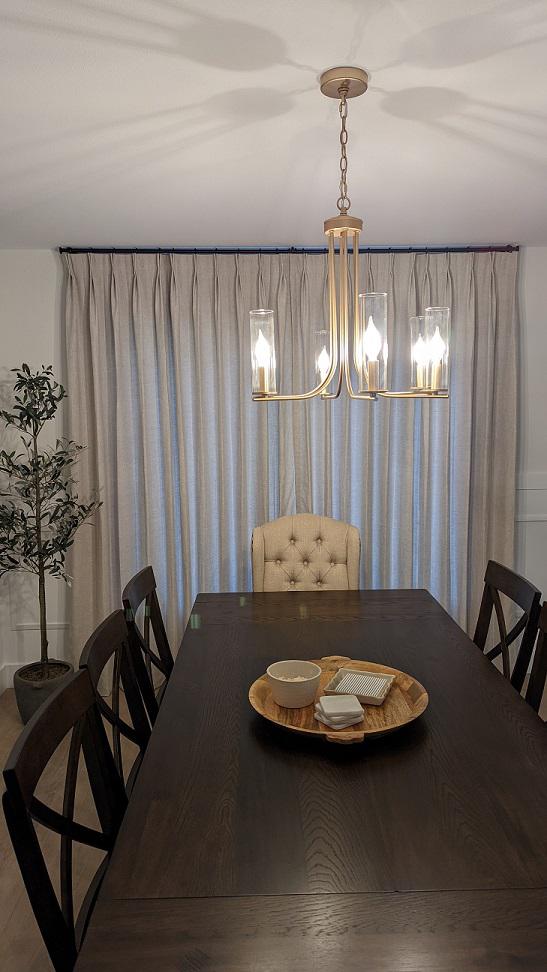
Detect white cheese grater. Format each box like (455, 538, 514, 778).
(324, 668, 395, 705)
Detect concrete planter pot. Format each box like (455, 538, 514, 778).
(13, 660, 74, 724)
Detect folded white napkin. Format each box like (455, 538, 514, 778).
(314, 704, 359, 725)
(314, 694, 364, 730)
(317, 694, 363, 719)
(314, 711, 364, 730)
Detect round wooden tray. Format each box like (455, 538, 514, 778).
(249, 655, 428, 745)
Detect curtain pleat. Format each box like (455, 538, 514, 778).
(63, 250, 518, 657)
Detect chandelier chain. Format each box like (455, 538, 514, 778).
(337, 90, 351, 214)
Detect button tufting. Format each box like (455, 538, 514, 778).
(290, 580, 295, 586)
(303, 560, 308, 566)
(276, 559, 281, 565)
(330, 560, 335, 567)
(290, 538, 295, 544)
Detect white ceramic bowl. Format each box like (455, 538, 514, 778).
(267, 660, 321, 708)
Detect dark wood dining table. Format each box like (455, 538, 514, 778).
(75, 589, 547, 971)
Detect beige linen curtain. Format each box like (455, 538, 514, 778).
(63, 249, 518, 658)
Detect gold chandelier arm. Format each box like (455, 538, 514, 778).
(343, 359, 377, 400)
(327, 231, 339, 376)
(320, 357, 344, 399)
(321, 233, 343, 398)
(251, 363, 339, 401)
(340, 230, 349, 366)
(252, 381, 339, 401)
(351, 230, 368, 381)
(379, 390, 449, 399)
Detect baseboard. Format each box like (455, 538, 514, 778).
(0, 663, 20, 695)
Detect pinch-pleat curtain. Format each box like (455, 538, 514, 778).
(63, 249, 518, 658)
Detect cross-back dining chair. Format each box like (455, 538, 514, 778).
(122, 565, 174, 717)
(525, 601, 547, 714)
(2, 669, 127, 972)
(252, 514, 361, 592)
(473, 560, 541, 689)
(79, 609, 153, 795)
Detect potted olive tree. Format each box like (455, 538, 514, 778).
(0, 364, 101, 722)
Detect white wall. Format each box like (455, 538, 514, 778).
(516, 246, 547, 598)
(0, 250, 67, 692)
(0, 246, 546, 694)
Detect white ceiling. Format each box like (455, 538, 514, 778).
(1, 0, 546, 247)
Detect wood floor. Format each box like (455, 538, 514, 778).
(0, 679, 545, 972)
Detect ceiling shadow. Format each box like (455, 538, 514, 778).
(378, 85, 547, 129)
(3, 82, 312, 163)
(374, 0, 547, 70)
(377, 85, 547, 173)
(378, 86, 469, 122)
(0, 0, 316, 73)
(2, 85, 310, 210)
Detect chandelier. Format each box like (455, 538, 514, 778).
(250, 67, 450, 402)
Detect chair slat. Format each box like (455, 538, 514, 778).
(525, 603, 547, 714)
(2, 670, 127, 972)
(79, 610, 152, 794)
(491, 586, 511, 678)
(122, 566, 175, 722)
(60, 720, 83, 931)
(3, 789, 78, 972)
(473, 560, 541, 692)
(4, 669, 95, 805)
(30, 797, 111, 851)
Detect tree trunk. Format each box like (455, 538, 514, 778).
(33, 425, 48, 670)
(38, 565, 48, 669)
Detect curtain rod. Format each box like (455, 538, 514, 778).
(59, 244, 519, 255)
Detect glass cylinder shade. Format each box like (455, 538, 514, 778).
(425, 306, 450, 391)
(314, 328, 331, 386)
(410, 315, 428, 390)
(357, 292, 388, 392)
(250, 309, 277, 395)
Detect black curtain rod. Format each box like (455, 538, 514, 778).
(59, 244, 519, 255)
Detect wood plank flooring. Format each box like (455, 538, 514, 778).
(0, 677, 545, 972)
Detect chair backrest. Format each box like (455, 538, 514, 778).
(2, 669, 127, 972)
(79, 610, 153, 792)
(525, 602, 547, 714)
(251, 514, 361, 592)
(122, 566, 174, 720)
(473, 560, 541, 687)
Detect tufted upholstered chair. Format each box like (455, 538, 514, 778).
(252, 514, 361, 592)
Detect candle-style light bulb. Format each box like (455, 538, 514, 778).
(413, 334, 428, 364)
(254, 329, 272, 367)
(429, 326, 447, 390)
(254, 328, 273, 394)
(363, 315, 382, 361)
(429, 326, 446, 363)
(363, 315, 383, 389)
(358, 293, 388, 393)
(413, 334, 429, 389)
(317, 346, 331, 382)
